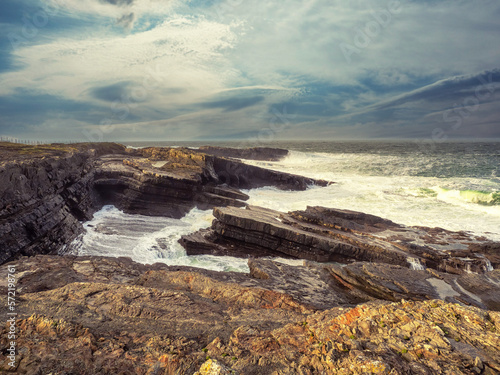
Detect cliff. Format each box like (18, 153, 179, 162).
(0, 143, 126, 264)
(0, 143, 326, 263)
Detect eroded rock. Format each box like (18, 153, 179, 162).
(0, 145, 329, 263)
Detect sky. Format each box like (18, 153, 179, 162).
(0, 0, 499, 142)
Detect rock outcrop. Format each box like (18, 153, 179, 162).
(194, 146, 289, 161)
(180, 205, 498, 275)
(1, 255, 499, 374)
(94, 148, 327, 218)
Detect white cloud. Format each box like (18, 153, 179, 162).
(204, 0, 500, 88)
(1, 15, 242, 107)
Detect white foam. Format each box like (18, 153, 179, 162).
(407, 257, 425, 270)
(482, 258, 494, 272)
(70, 149, 500, 272)
(69, 206, 250, 273)
(243, 151, 500, 241)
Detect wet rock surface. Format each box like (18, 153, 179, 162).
(1, 255, 499, 374)
(181, 205, 498, 275)
(0, 143, 126, 264)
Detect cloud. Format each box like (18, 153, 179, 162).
(91, 81, 133, 102)
(312, 69, 500, 139)
(101, 0, 134, 5)
(0, 0, 500, 140)
(46, 0, 177, 30)
(0, 88, 113, 138)
(0, 16, 240, 102)
(371, 70, 500, 111)
(116, 12, 136, 29)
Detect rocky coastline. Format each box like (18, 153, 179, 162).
(0, 142, 326, 264)
(0, 142, 499, 374)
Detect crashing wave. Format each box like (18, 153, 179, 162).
(433, 188, 500, 206)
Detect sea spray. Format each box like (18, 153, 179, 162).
(77, 141, 500, 270)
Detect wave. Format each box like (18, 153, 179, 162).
(250, 149, 499, 180)
(433, 188, 500, 206)
(68, 205, 250, 273)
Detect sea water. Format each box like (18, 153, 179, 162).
(70, 140, 500, 272)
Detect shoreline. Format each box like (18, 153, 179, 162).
(0, 142, 499, 374)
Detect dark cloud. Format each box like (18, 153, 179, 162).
(323, 69, 500, 139)
(90, 81, 132, 102)
(0, 89, 110, 129)
(200, 96, 265, 112)
(374, 69, 500, 111)
(0, 37, 18, 74)
(99, 0, 134, 6)
(116, 12, 136, 29)
(100, 0, 136, 28)
(0, 0, 33, 24)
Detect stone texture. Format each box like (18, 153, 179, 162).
(91, 147, 328, 219)
(181, 205, 498, 275)
(195, 146, 289, 161)
(0, 143, 126, 264)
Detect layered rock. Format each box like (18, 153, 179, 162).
(0, 143, 126, 264)
(1, 255, 499, 374)
(92, 147, 327, 218)
(180, 205, 498, 275)
(135, 147, 327, 190)
(92, 154, 249, 218)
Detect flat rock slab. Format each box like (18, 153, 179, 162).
(325, 262, 500, 311)
(181, 205, 499, 275)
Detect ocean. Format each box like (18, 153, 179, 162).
(68, 140, 500, 272)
